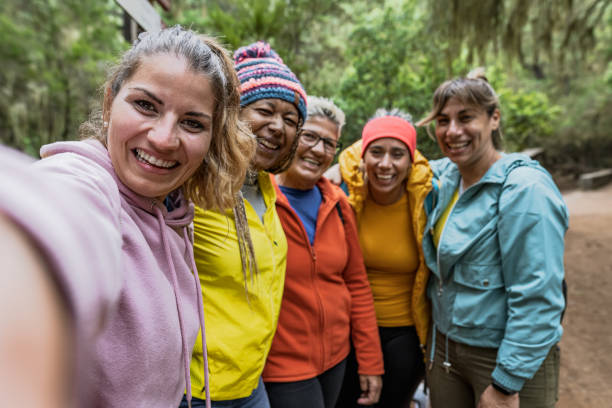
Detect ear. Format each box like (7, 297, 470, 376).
(490, 108, 501, 131)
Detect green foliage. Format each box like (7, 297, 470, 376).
(483, 68, 562, 152)
(1, 0, 610, 173)
(551, 73, 612, 170)
(165, 0, 353, 96)
(0, 0, 126, 156)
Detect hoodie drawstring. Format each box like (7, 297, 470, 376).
(154, 207, 207, 408)
(183, 228, 211, 408)
(443, 332, 452, 373)
(428, 324, 452, 374)
(428, 325, 436, 370)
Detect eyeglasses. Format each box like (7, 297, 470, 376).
(300, 131, 342, 155)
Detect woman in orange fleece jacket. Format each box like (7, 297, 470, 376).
(263, 97, 383, 408)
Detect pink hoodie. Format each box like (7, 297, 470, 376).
(1, 140, 209, 407)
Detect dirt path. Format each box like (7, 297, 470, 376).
(557, 183, 612, 407)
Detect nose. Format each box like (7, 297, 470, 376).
(378, 153, 393, 169)
(447, 119, 462, 136)
(267, 114, 284, 137)
(148, 116, 180, 151)
(310, 138, 326, 155)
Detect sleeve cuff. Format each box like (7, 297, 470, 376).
(491, 365, 525, 392)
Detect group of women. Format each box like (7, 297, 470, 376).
(0, 25, 568, 408)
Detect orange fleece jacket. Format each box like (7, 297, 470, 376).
(263, 177, 384, 382)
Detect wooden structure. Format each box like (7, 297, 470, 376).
(114, 0, 170, 42)
(578, 169, 612, 190)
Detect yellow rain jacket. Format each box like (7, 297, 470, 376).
(189, 172, 287, 400)
(339, 140, 432, 346)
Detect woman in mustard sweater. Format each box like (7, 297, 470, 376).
(334, 109, 433, 408)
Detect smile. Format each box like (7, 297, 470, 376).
(447, 141, 470, 150)
(134, 148, 178, 169)
(302, 157, 321, 167)
(258, 138, 280, 150)
(376, 174, 395, 180)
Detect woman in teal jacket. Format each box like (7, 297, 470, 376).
(417, 69, 568, 408)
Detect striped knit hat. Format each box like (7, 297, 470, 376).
(233, 41, 307, 121)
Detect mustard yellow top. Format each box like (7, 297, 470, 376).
(359, 193, 419, 327)
(339, 139, 433, 345)
(433, 188, 459, 248)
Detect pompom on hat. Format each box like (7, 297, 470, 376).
(233, 41, 307, 121)
(361, 116, 417, 159)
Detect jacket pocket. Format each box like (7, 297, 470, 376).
(451, 263, 506, 329)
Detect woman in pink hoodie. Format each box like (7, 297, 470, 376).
(0, 26, 254, 408)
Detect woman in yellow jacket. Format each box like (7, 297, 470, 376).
(333, 109, 432, 408)
(181, 41, 307, 408)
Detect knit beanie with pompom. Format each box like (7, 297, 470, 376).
(233, 41, 307, 121)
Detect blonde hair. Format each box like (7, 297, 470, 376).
(81, 26, 255, 210)
(417, 67, 503, 149)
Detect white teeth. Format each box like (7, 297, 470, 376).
(258, 139, 279, 150)
(448, 142, 469, 149)
(135, 149, 177, 169)
(377, 174, 393, 180)
(303, 158, 320, 166)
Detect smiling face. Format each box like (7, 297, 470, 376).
(239, 98, 300, 172)
(105, 53, 214, 200)
(363, 138, 412, 205)
(435, 97, 500, 174)
(277, 115, 339, 190)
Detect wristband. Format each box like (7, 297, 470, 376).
(491, 381, 518, 396)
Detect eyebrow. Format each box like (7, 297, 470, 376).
(185, 111, 212, 120)
(130, 87, 211, 120)
(437, 109, 474, 118)
(131, 87, 163, 105)
(262, 101, 298, 118)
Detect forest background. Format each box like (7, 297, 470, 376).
(1, 0, 610, 183)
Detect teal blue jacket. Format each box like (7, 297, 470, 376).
(423, 153, 568, 392)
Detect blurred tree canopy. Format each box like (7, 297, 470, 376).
(1, 0, 610, 174)
(0, 0, 126, 155)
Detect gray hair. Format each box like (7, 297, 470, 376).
(306, 96, 346, 133)
(371, 108, 413, 123)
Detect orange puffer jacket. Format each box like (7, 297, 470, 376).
(263, 177, 384, 382)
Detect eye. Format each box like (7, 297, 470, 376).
(134, 99, 156, 114)
(181, 118, 207, 133)
(368, 148, 383, 157)
(284, 117, 297, 128)
(436, 117, 449, 126)
(256, 108, 272, 116)
(392, 150, 407, 158)
(301, 132, 317, 143)
(460, 115, 473, 123)
(322, 139, 335, 149)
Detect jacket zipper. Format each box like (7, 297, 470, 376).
(281, 196, 328, 372)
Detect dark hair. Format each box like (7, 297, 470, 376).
(417, 67, 503, 149)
